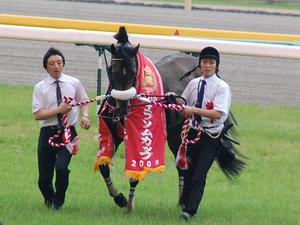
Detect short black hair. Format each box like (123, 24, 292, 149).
(43, 47, 65, 69)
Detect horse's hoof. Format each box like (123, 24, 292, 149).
(114, 193, 128, 208)
(125, 197, 134, 214)
(125, 206, 134, 214)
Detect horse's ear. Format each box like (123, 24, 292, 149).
(111, 44, 116, 55)
(130, 44, 140, 58)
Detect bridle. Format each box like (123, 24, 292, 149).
(101, 51, 138, 122)
(101, 51, 187, 122)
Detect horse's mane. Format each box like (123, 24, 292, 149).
(112, 26, 137, 73)
(114, 26, 129, 44)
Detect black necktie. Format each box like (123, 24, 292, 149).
(195, 79, 206, 122)
(55, 80, 63, 129)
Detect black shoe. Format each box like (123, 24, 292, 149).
(44, 199, 52, 208)
(180, 211, 192, 222)
(52, 203, 62, 211)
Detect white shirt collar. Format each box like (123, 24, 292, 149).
(46, 73, 65, 84)
(201, 74, 217, 84)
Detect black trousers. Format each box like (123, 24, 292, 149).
(37, 126, 77, 207)
(180, 131, 221, 216)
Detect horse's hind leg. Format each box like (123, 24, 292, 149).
(126, 179, 139, 212)
(99, 165, 128, 208)
(170, 155, 185, 206)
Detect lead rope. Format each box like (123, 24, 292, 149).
(48, 96, 74, 149)
(48, 94, 203, 159)
(48, 95, 106, 154)
(144, 101, 203, 170)
(175, 116, 202, 170)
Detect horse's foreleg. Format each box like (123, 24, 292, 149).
(177, 169, 185, 209)
(99, 165, 118, 197)
(178, 174, 184, 206)
(126, 179, 139, 212)
(99, 165, 128, 208)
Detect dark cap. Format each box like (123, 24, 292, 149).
(199, 46, 220, 65)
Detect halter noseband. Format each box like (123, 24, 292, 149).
(111, 87, 137, 101)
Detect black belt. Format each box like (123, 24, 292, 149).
(189, 128, 220, 139)
(41, 125, 74, 130)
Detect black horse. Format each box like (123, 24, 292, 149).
(96, 26, 245, 212)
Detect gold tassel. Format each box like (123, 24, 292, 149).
(93, 156, 112, 171)
(125, 166, 165, 180)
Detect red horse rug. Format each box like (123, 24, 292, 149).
(95, 51, 166, 180)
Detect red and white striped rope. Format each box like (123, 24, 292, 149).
(48, 96, 74, 148)
(49, 95, 108, 149)
(150, 101, 202, 145)
(49, 94, 202, 150)
(151, 101, 186, 111)
(181, 117, 202, 145)
(67, 97, 97, 107)
(48, 130, 64, 148)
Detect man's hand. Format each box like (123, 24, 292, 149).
(165, 92, 186, 105)
(165, 92, 177, 104)
(57, 102, 72, 114)
(80, 116, 91, 130)
(182, 105, 195, 118)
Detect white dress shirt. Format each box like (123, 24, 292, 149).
(182, 74, 231, 133)
(32, 73, 89, 127)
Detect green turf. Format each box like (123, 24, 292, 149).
(147, 0, 300, 11)
(0, 84, 299, 225)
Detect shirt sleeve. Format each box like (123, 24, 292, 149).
(32, 84, 43, 113)
(181, 79, 198, 106)
(181, 80, 193, 105)
(74, 79, 89, 102)
(213, 84, 231, 116)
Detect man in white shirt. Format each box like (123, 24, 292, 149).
(32, 47, 91, 210)
(180, 47, 231, 220)
(167, 46, 231, 221)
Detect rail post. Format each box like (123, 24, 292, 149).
(75, 44, 110, 111)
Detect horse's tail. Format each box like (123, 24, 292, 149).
(216, 113, 247, 179)
(216, 142, 246, 179)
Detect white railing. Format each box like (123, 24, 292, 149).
(0, 24, 300, 59)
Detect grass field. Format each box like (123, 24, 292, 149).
(0, 84, 299, 225)
(146, 0, 300, 10)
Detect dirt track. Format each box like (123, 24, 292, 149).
(0, 0, 299, 106)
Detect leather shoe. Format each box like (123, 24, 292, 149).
(180, 211, 192, 222)
(44, 199, 52, 208)
(52, 203, 62, 211)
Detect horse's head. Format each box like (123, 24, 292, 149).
(108, 26, 140, 117)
